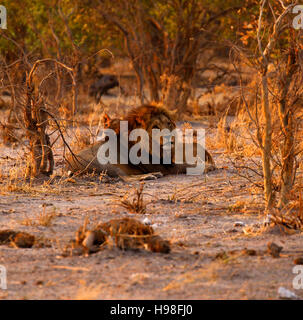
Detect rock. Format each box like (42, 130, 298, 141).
(0, 230, 35, 248)
(278, 287, 299, 300)
(263, 224, 298, 235)
(145, 235, 171, 254)
(242, 248, 257, 256)
(142, 217, 152, 225)
(12, 232, 35, 248)
(267, 242, 283, 258)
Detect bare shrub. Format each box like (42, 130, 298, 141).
(120, 182, 147, 214)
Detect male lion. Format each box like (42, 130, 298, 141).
(66, 105, 215, 177)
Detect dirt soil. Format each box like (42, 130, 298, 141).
(0, 132, 303, 300)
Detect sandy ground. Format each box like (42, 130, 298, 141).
(0, 139, 303, 300)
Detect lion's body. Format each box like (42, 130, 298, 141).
(66, 105, 215, 176)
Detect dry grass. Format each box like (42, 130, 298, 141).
(270, 201, 303, 231)
(119, 182, 147, 214)
(64, 217, 171, 255)
(162, 261, 221, 292)
(69, 126, 92, 153)
(74, 281, 103, 300)
(20, 205, 58, 227)
(0, 153, 63, 195)
(228, 200, 247, 213)
(37, 208, 58, 227)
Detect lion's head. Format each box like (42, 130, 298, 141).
(103, 105, 176, 161)
(104, 105, 175, 134)
(125, 105, 176, 135)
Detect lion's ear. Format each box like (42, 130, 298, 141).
(134, 115, 145, 127)
(103, 113, 111, 128)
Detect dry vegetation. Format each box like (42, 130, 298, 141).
(0, 0, 303, 300)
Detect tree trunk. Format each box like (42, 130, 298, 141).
(161, 74, 191, 113)
(24, 83, 54, 177)
(260, 73, 274, 210)
(278, 113, 294, 208)
(278, 48, 297, 208)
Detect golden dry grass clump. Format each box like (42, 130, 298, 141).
(120, 182, 146, 214)
(65, 217, 170, 256)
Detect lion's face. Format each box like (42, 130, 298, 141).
(142, 110, 176, 156)
(144, 112, 176, 137)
